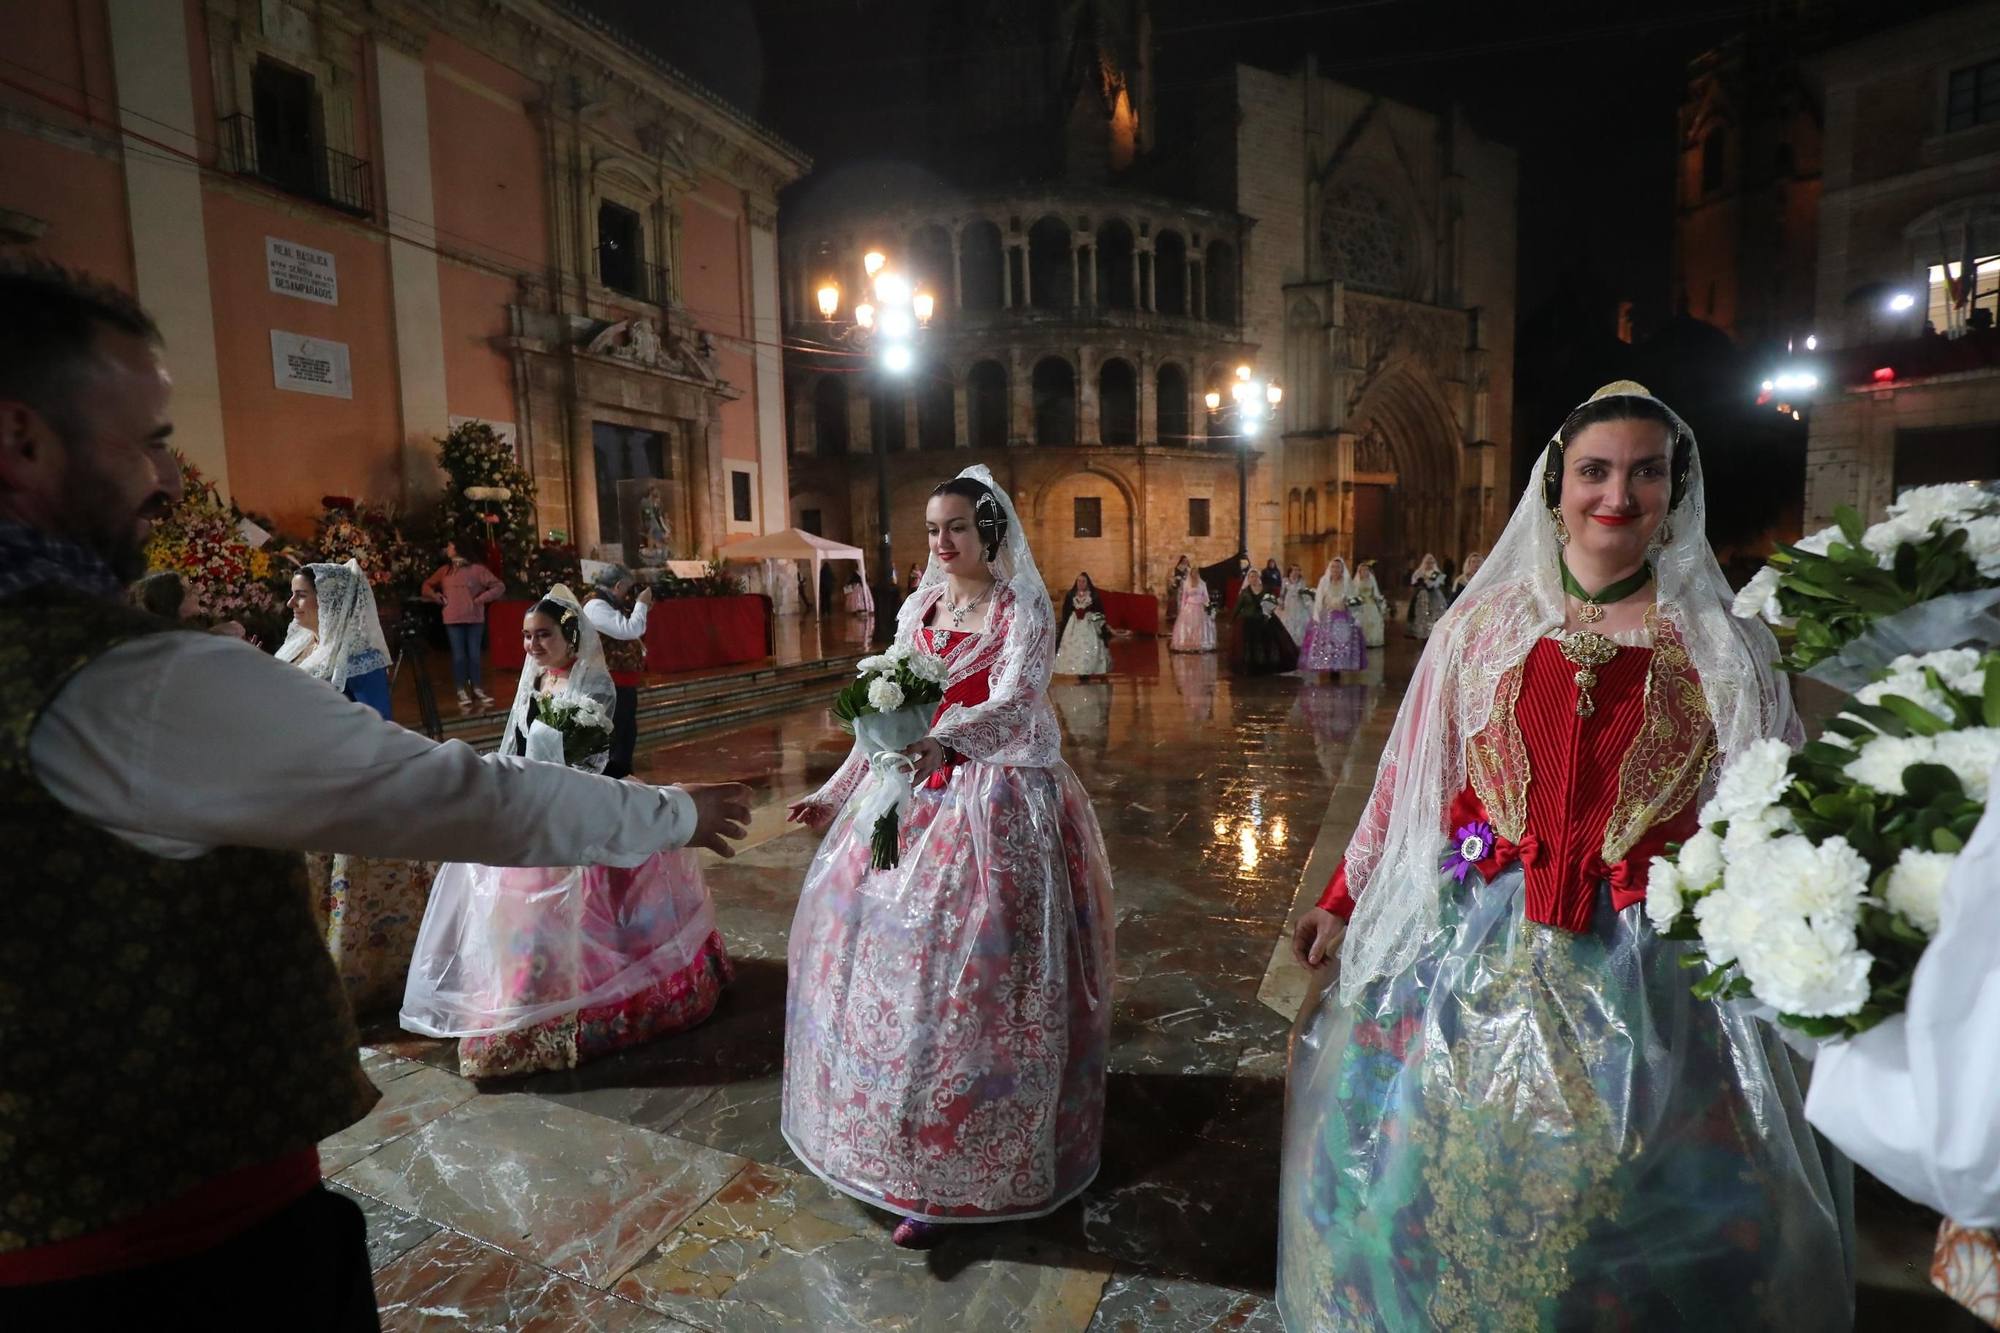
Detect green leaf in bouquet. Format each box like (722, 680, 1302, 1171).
(1893, 540, 1919, 587)
(1842, 701, 1910, 737)
(1901, 762, 1964, 804)
(1834, 504, 1866, 548)
(831, 678, 870, 730)
(1791, 615, 1836, 649)
(1690, 965, 1740, 1002)
(1823, 715, 1877, 743)
(1723, 975, 1756, 1001)
(1678, 950, 1712, 970)
(1985, 660, 2000, 728)
(1778, 1013, 1852, 1039)
(1807, 792, 1856, 820)
(1800, 740, 1863, 770)
(1878, 695, 1950, 736)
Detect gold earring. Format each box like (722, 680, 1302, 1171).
(1657, 519, 1674, 547)
(1551, 510, 1570, 546)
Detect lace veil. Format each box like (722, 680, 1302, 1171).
(1335, 382, 1796, 1003)
(276, 558, 391, 691)
(1315, 558, 1353, 609)
(499, 583, 616, 774)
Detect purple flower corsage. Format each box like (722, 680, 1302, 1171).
(1439, 821, 1496, 883)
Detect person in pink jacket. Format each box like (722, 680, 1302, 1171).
(421, 536, 505, 709)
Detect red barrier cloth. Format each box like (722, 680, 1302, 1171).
(487, 595, 770, 674)
(1096, 589, 1160, 636)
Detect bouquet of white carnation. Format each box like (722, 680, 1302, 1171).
(830, 642, 951, 869)
(1732, 486, 2000, 677)
(531, 694, 615, 767)
(1648, 648, 1999, 1038)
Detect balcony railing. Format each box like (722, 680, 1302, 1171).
(218, 113, 374, 217)
(599, 257, 671, 307)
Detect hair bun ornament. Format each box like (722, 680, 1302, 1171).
(1590, 380, 1653, 401)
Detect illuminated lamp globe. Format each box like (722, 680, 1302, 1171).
(816, 285, 840, 318)
(1236, 365, 1252, 381)
(1229, 380, 1248, 403)
(913, 292, 935, 324)
(1266, 383, 1283, 406)
(1204, 391, 1221, 411)
(863, 252, 886, 277)
(1889, 293, 1917, 312)
(855, 303, 876, 329)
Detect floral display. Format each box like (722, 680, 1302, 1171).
(830, 643, 950, 869)
(1647, 648, 1998, 1037)
(528, 538, 583, 592)
(530, 693, 614, 768)
(310, 496, 430, 603)
(435, 420, 538, 584)
(142, 453, 288, 644)
(1732, 484, 2000, 672)
(648, 556, 744, 599)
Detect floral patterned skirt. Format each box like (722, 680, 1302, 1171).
(1299, 609, 1366, 673)
(782, 758, 1116, 1223)
(1936, 1221, 2000, 1327)
(1277, 863, 1854, 1332)
(307, 853, 438, 1016)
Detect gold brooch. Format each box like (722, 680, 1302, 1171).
(1558, 631, 1619, 719)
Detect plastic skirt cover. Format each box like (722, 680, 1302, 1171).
(401, 848, 715, 1037)
(1277, 862, 1855, 1332)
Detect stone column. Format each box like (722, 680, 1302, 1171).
(1069, 239, 1081, 309)
(1083, 245, 1096, 308)
(1079, 349, 1099, 446)
(1143, 250, 1157, 312)
(1138, 353, 1156, 446)
(1191, 259, 1204, 321)
(1019, 244, 1031, 308)
(951, 233, 964, 308)
(1130, 248, 1141, 312)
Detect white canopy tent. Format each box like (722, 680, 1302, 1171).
(719, 529, 870, 613)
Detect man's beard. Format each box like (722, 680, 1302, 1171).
(59, 460, 157, 584)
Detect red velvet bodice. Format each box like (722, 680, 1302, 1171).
(1320, 636, 1700, 932)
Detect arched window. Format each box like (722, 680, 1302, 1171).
(1156, 363, 1188, 446)
(960, 221, 1004, 310)
(910, 224, 953, 314)
(870, 382, 906, 454)
(1099, 358, 1137, 446)
(1304, 488, 1319, 534)
(1287, 488, 1303, 535)
(1033, 357, 1076, 447)
(813, 375, 848, 457)
(1155, 231, 1187, 315)
(1029, 217, 1074, 310)
(1096, 220, 1135, 309)
(1205, 240, 1237, 324)
(917, 369, 955, 451)
(967, 360, 1008, 449)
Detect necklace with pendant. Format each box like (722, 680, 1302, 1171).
(946, 582, 994, 629)
(1557, 631, 1620, 719)
(1560, 558, 1653, 626)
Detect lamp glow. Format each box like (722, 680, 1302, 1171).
(882, 343, 913, 373)
(1805, 334, 1818, 350)
(1229, 381, 1248, 402)
(1243, 419, 1260, 437)
(875, 272, 911, 306)
(1236, 365, 1252, 381)
(854, 303, 875, 329)
(880, 308, 914, 339)
(1266, 384, 1283, 406)
(863, 251, 886, 277)
(913, 292, 935, 324)
(1889, 292, 1917, 312)
(1204, 391, 1221, 410)
(816, 284, 840, 318)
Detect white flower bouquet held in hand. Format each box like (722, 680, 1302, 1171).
(1731, 486, 2000, 675)
(1647, 648, 1999, 1038)
(830, 642, 951, 869)
(531, 694, 614, 767)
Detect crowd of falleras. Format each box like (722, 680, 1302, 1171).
(1, 258, 1993, 1330)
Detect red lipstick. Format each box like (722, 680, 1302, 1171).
(1590, 514, 1637, 527)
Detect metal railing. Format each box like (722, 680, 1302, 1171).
(599, 256, 671, 306)
(218, 113, 374, 217)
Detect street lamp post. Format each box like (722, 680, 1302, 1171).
(1204, 366, 1282, 562)
(814, 254, 935, 642)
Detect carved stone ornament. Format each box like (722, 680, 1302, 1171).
(582, 316, 719, 385)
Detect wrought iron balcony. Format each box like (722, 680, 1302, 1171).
(218, 113, 374, 217)
(599, 256, 671, 307)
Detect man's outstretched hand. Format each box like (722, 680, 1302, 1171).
(677, 782, 752, 857)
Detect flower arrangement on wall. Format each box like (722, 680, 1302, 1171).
(141, 453, 288, 645)
(434, 420, 538, 585)
(311, 495, 432, 604)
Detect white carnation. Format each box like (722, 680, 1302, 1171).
(1693, 882, 1765, 968)
(1749, 834, 1872, 933)
(1853, 675, 1955, 722)
(1930, 727, 2000, 800)
(1737, 918, 1875, 1018)
(856, 654, 892, 675)
(1704, 738, 1794, 823)
(1884, 847, 1955, 935)
(1890, 648, 1988, 696)
(1861, 512, 1938, 567)
(906, 651, 950, 685)
(866, 677, 905, 711)
(885, 642, 913, 663)
(1730, 564, 1787, 624)
(1792, 525, 1843, 557)
(1962, 514, 2000, 578)
(1676, 826, 1727, 892)
(1884, 482, 1994, 526)
(1711, 802, 1797, 859)
(1645, 856, 1685, 931)
(1842, 733, 1938, 795)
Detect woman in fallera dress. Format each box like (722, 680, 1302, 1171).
(1168, 553, 1193, 624)
(1405, 552, 1448, 639)
(401, 585, 730, 1078)
(1170, 566, 1216, 653)
(1449, 550, 1483, 604)
(278, 558, 436, 1012)
(1052, 571, 1114, 681)
(1296, 557, 1367, 676)
(1277, 564, 1314, 644)
(1279, 383, 1851, 1332)
(783, 466, 1116, 1250)
(1350, 562, 1388, 648)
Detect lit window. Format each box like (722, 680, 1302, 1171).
(1927, 256, 1999, 331)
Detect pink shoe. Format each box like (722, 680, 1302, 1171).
(891, 1217, 946, 1249)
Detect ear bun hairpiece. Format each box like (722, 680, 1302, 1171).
(972, 487, 1007, 560)
(1543, 379, 1694, 520)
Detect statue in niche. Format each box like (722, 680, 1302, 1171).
(641, 492, 672, 551)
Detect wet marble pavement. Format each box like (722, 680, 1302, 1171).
(339, 633, 1974, 1331)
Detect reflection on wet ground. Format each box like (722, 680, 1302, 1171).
(345, 634, 1975, 1330)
